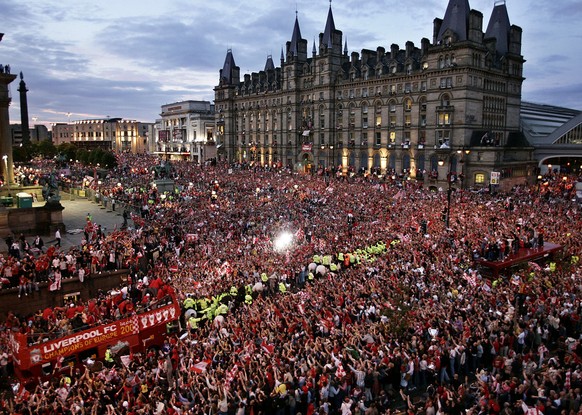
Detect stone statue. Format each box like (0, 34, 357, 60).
(42, 172, 61, 204)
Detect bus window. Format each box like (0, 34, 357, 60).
(40, 362, 51, 376)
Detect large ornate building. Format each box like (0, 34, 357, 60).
(153, 100, 216, 162)
(214, 0, 537, 189)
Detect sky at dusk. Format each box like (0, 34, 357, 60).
(1, 0, 581, 126)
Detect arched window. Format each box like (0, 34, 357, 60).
(404, 98, 412, 112)
(450, 155, 458, 174)
(349, 151, 356, 167)
(373, 153, 381, 168)
(402, 154, 411, 172)
(389, 153, 396, 169)
(360, 152, 368, 172)
(430, 154, 439, 172)
(416, 154, 425, 173)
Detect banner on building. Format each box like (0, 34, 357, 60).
(490, 171, 500, 185)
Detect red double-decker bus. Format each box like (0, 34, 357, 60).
(7, 295, 181, 384)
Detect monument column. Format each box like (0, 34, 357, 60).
(0, 34, 16, 185)
(0, 72, 16, 185)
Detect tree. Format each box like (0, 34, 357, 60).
(56, 143, 78, 162)
(100, 151, 117, 169)
(12, 145, 31, 163)
(36, 140, 57, 159)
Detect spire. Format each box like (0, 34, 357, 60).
(322, 0, 336, 49)
(344, 39, 348, 55)
(264, 55, 275, 71)
(290, 12, 303, 57)
(485, 0, 510, 55)
(280, 47, 285, 62)
(220, 49, 237, 85)
(313, 38, 317, 55)
(437, 0, 470, 43)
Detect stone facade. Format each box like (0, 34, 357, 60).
(214, 0, 537, 188)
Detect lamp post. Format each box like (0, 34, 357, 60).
(438, 157, 454, 229)
(2, 154, 8, 193)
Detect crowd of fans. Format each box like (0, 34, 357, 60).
(0, 153, 580, 415)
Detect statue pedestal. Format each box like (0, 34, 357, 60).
(153, 179, 175, 194)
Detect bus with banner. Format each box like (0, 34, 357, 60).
(8, 294, 181, 385)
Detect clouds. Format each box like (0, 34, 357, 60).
(1, 0, 580, 126)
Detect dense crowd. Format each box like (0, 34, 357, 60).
(0, 153, 581, 415)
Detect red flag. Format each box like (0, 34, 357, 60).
(190, 359, 211, 373)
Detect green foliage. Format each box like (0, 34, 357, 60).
(12, 145, 31, 163)
(36, 140, 57, 159)
(100, 151, 117, 169)
(56, 143, 78, 162)
(76, 149, 89, 165)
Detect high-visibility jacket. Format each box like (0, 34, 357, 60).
(105, 349, 114, 363)
(279, 282, 287, 293)
(572, 255, 579, 264)
(261, 273, 268, 282)
(245, 294, 253, 304)
(549, 262, 556, 272)
(313, 255, 321, 264)
(230, 286, 238, 296)
(338, 253, 344, 261)
(216, 304, 228, 316)
(188, 316, 202, 329)
(183, 297, 195, 309)
(308, 272, 314, 280)
(330, 263, 338, 272)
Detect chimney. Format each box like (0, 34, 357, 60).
(433, 18, 443, 44)
(509, 25, 522, 55)
(405, 41, 414, 59)
(390, 44, 399, 60)
(421, 38, 430, 56)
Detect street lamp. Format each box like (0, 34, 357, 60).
(2, 155, 7, 192)
(438, 157, 454, 229)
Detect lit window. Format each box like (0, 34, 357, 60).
(475, 173, 485, 184)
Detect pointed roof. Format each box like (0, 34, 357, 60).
(264, 55, 275, 71)
(290, 14, 303, 57)
(485, 1, 511, 55)
(280, 47, 285, 61)
(437, 0, 470, 43)
(344, 39, 348, 55)
(322, 3, 336, 48)
(221, 49, 236, 85)
(313, 38, 317, 55)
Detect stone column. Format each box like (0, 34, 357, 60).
(0, 71, 17, 185)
